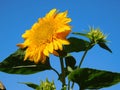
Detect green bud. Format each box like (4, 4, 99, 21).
(36, 78, 56, 90)
(87, 27, 107, 44)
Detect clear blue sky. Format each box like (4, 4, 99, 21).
(0, 0, 120, 90)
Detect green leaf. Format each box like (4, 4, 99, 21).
(19, 82, 39, 89)
(0, 49, 51, 75)
(72, 32, 88, 37)
(68, 68, 120, 89)
(64, 37, 91, 53)
(65, 56, 76, 69)
(98, 42, 112, 53)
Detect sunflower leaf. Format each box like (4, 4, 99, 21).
(0, 49, 51, 75)
(65, 56, 76, 69)
(64, 37, 92, 53)
(98, 42, 112, 53)
(19, 82, 39, 89)
(68, 68, 120, 89)
(72, 32, 88, 37)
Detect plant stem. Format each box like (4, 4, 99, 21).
(71, 82, 74, 90)
(59, 57, 66, 87)
(51, 67, 60, 77)
(78, 42, 94, 68)
(68, 80, 70, 90)
(78, 50, 88, 67)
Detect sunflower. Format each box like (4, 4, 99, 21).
(17, 9, 72, 63)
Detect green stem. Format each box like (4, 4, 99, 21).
(71, 82, 74, 90)
(78, 50, 88, 67)
(59, 57, 66, 87)
(51, 67, 59, 77)
(78, 42, 94, 68)
(68, 80, 70, 90)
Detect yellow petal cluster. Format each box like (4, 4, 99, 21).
(17, 9, 72, 63)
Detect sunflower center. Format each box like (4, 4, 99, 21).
(33, 20, 56, 45)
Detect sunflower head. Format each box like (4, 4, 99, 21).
(17, 9, 72, 63)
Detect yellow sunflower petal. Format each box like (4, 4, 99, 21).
(33, 49, 41, 63)
(46, 8, 57, 18)
(56, 30, 71, 39)
(55, 11, 71, 23)
(43, 46, 49, 56)
(52, 40, 57, 50)
(59, 39, 70, 45)
(55, 39, 63, 50)
(48, 42, 54, 53)
(56, 25, 71, 33)
(16, 43, 26, 48)
(56, 11, 67, 18)
(22, 30, 31, 39)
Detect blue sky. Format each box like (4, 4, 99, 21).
(0, 0, 120, 90)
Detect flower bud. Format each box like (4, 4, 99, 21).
(37, 78, 56, 90)
(87, 28, 107, 44)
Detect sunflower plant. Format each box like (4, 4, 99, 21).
(0, 9, 120, 90)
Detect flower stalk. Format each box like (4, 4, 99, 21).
(51, 67, 60, 77)
(78, 50, 88, 68)
(59, 57, 66, 87)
